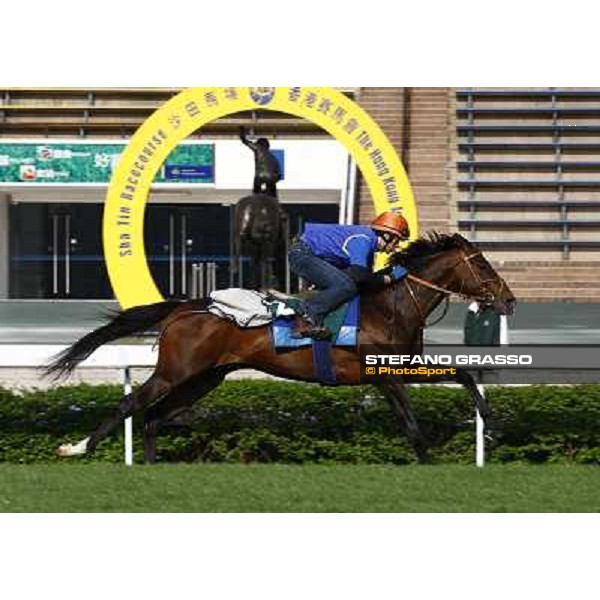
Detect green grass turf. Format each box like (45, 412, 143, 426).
(0, 464, 598, 513)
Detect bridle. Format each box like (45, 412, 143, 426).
(401, 250, 506, 327)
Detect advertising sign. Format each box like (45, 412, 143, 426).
(0, 142, 214, 184)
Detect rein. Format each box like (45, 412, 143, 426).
(402, 250, 500, 327)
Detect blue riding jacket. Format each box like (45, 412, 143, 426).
(301, 224, 379, 269)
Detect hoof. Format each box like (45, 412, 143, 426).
(56, 444, 74, 458)
(56, 437, 90, 458)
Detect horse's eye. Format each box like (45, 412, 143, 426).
(476, 258, 493, 273)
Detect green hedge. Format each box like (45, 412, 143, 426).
(0, 383, 599, 465)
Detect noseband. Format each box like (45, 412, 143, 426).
(402, 250, 505, 326)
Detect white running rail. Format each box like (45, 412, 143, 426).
(0, 344, 157, 465)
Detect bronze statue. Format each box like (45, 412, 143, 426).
(232, 194, 285, 290)
(240, 126, 282, 198)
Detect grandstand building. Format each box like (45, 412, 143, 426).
(1, 87, 599, 305)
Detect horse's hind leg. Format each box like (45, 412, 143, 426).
(378, 382, 431, 464)
(56, 374, 171, 458)
(143, 369, 227, 464)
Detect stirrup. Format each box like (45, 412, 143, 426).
(291, 318, 332, 341)
(292, 327, 332, 341)
(307, 326, 333, 341)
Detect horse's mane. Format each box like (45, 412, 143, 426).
(389, 232, 471, 269)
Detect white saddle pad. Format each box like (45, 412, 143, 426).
(207, 288, 295, 328)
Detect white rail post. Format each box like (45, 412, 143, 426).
(476, 314, 510, 467)
(476, 381, 486, 468)
(123, 366, 133, 466)
(500, 315, 509, 346)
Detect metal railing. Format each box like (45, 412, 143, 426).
(191, 262, 218, 299)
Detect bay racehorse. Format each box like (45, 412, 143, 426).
(47, 233, 515, 463)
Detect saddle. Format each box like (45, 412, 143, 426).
(266, 290, 360, 350)
(206, 288, 359, 386)
(205, 288, 360, 348)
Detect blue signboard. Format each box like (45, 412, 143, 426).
(165, 164, 214, 181)
(272, 150, 285, 180)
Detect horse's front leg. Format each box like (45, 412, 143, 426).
(453, 369, 494, 439)
(377, 381, 431, 464)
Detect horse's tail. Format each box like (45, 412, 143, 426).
(44, 301, 183, 380)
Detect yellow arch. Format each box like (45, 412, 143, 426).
(103, 87, 418, 308)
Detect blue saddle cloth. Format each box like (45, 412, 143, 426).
(271, 296, 360, 350)
(271, 296, 360, 386)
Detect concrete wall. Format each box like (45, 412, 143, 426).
(356, 87, 453, 233)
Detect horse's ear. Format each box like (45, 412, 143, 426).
(452, 233, 469, 247)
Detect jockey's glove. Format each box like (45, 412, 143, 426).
(391, 266, 408, 281)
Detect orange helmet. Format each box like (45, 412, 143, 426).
(371, 212, 410, 239)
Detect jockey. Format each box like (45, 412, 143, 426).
(289, 212, 411, 340)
